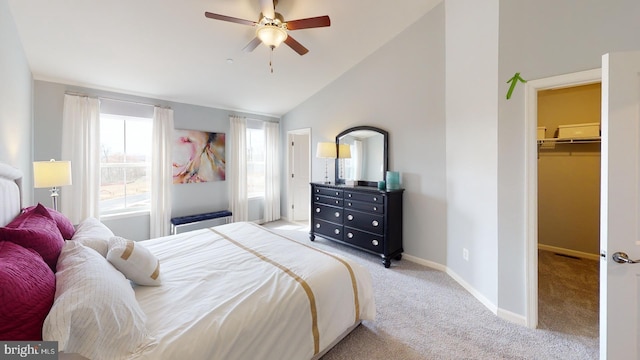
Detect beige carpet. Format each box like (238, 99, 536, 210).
(263, 221, 599, 360)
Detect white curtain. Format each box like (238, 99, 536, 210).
(264, 121, 280, 222)
(353, 139, 363, 181)
(150, 107, 174, 238)
(60, 94, 100, 224)
(229, 115, 248, 221)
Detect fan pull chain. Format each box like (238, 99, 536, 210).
(269, 47, 275, 73)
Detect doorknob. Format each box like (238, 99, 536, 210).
(612, 252, 640, 264)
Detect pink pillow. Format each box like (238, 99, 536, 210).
(0, 203, 65, 271)
(0, 241, 56, 340)
(23, 204, 75, 239)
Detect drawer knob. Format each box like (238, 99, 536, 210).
(335, 212, 340, 218)
(336, 200, 340, 204)
(347, 232, 353, 239)
(336, 192, 340, 196)
(373, 206, 378, 211)
(348, 194, 352, 198)
(373, 197, 378, 201)
(372, 220, 379, 227)
(315, 223, 320, 229)
(347, 214, 353, 221)
(315, 196, 320, 201)
(316, 208, 321, 213)
(372, 240, 379, 246)
(334, 229, 340, 235)
(316, 189, 320, 193)
(348, 202, 352, 206)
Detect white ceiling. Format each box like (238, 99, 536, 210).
(8, 0, 441, 117)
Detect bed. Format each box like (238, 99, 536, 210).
(0, 163, 375, 360)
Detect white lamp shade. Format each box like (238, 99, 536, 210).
(33, 160, 72, 188)
(338, 144, 351, 159)
(257, 25, 288, 48)
(316, 142, 337, 158)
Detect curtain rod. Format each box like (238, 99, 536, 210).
(64, 91, 169, 109)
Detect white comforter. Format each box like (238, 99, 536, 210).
(131, 222, 375, 360)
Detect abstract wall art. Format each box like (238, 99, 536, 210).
(172, 129, 226, 184)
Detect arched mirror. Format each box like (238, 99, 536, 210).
(335, 126, 388, 187)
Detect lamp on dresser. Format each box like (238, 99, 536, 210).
(337, 143, 351, 180)
(316, 142, 336, 184)
(33, 159, 72, 211)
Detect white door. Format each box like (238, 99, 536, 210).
(288, 131, 310, 222)
(600, 51, 640, 359)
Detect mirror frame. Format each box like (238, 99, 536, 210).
(335, 126, 389, 187)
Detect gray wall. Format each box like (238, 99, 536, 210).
(281, 4, 448, 266)
(445, 0, 500, 307)
(0, 0, 33, 206)
(32, 80, 278, 240)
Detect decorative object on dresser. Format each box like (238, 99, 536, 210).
(311, 126, 403, 268)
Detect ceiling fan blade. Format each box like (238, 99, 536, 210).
(286, 16, 331, 30)
(284, 35, 309, 56)
(259, 0, 275, 19)
(205, 12, 257, 26)
(242, 37, 262, 53)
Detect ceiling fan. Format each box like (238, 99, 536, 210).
(204, 0, 330, 56)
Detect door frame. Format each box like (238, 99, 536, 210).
(524, 68, 601, 328)
(286, 127, 311, 223)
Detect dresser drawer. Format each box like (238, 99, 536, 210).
(345, 199, 383, 214)
(314, 219, 344, 239)
(344, 210, 384, 235)
(344, 191, 384, 204)
(344, 227, 384, 253)
(313, 203, 344, 223)
(313, 187, 343, 198)
(314, 194, 343, 207)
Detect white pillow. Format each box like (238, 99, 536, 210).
(107, 236, 162, 286)
(43, 241, 156, 360)
(70, 217, 114, 257)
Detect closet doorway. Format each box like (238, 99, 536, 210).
(524, 69, 601, 329)
(536, 83, 601, 337)
(287, 128, 311, 226)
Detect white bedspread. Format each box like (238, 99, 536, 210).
(131, 222, 375, 360)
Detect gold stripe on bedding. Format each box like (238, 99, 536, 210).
(252, 223, 361, 323)
(209, 228, 321, 354)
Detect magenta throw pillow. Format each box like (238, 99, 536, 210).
(0, 203, 65, 271)
(23, 204, 75, 239)
(0, 241, 56, 340)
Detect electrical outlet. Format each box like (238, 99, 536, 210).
(463, 248, 469, 261)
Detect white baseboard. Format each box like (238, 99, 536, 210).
(538, 244, 599, 261)
(404, 254, 526, 326)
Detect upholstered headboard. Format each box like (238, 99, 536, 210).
(0, 162, 23, 226)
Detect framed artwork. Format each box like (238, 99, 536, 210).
(173, 129, 225, 184)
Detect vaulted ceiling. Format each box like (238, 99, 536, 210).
(8, 0, 441, 116)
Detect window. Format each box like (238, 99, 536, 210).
(99, 113, 153, 215)
(246, 120, 265, 198)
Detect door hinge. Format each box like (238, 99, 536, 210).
(291, 204, 294, 210)
(291, 173, 294, 178)
(291, 141, 294, 146)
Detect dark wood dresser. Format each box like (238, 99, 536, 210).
(309, 182, 404, 268)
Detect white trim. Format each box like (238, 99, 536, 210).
(524, 68, 601, 329)
(403, 254, 530, 325)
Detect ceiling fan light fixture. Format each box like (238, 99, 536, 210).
(257, 25, 288, 49)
